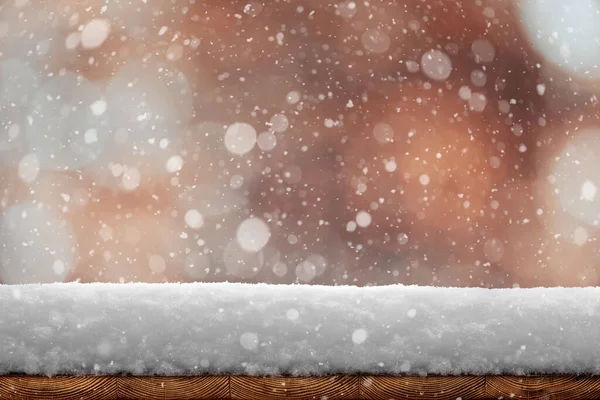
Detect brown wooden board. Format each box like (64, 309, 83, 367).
(230, 376, 359, 399)
(117, 376, 229, 400)
(360, 375, 486, 399)
(2, 375, 600, 399)
(0, 376, 117, 400)
(486, 375, 600, 400)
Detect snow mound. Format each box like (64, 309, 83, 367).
(0, 283, 598, 376)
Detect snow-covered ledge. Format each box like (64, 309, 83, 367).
(1, 283, 598, 377)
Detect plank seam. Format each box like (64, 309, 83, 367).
(484, 374, 487, 399)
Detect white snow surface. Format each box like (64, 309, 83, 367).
(1, 283, 599, 376)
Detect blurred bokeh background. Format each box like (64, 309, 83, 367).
(1, 0, 600, 287)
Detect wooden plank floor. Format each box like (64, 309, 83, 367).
(2, 375, 600, 399)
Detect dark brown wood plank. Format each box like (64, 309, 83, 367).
(486, 375, 600, 400)
(7, 375, 600, 399)
(117, 376, 165, 400)
(230, 376, 359, 399)
(360, 375, 487, 400)
(0, 376, 117, 400)
(117, 376, 229, 399)
(164, 376, 229, 400)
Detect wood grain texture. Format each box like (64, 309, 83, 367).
(0, 376, 117, 400)
(486, 375, 600, 400)
(230, 376, 359, 399)
(117, 376, 229, 399)
(360, 375, 487, 400)
(117, 376, 165, 400)
(5, 375, 600, 399)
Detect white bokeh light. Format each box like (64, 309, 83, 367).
(421, 49, 453, 81)
(295, 260, 317, 283)
(80, 19, 111, 49)
(306, 253, 328, 277)
(0, 4, 66, 66)
(373, 122, 394, 144)
(471, 39, 495, 64)
(166, 155, 184, 173)
(519, 0, 600, 80)
(581, 180, 597, 201)
(86, 60, 193, 188)
(121, 167, 141, 191)
(0, 59, 40, 165)
(0, 203, 76, 284)
(356, 211, 372, 228)
(106, 60, 193, 126)
(286, 308, 300, 321)
(148, 254, 166, 274)
(184, 209, 204, 229)
(236, 217, 271, 252)
(550, 128, 600, 226)
(361, 28, 391, 54)
(224, 122, 257, 155)
(17, 153, 41, 184)
(352, 328, 368, 344)
(27, 72, 111, 170)
(257, 131, 277, 151)
(269, 113, 289, 133)
(104, 60, 193, 157)
(239, 332, 259, 350)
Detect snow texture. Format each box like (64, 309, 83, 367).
(1, 283, 598, 376)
